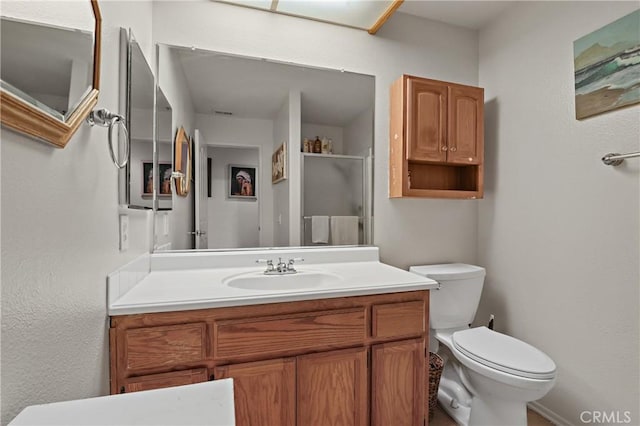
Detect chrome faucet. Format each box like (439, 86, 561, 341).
(256, 257, 304, 275)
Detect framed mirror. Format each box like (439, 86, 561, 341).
(173, 126, 192, 197)
(119, 28, 174, 211)
(156, 44, 374, 252)
(0, 0, 101, 148)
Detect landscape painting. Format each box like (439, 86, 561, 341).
(573, 9, 640, 119)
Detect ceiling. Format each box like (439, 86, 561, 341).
(398, 1, 515, 30)
(173, 47, 374, 126)
(170, 1, 515, 123)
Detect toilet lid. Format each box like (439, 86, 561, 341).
(452, 327, 556, 380)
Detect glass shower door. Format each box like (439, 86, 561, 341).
(302, 154, 365, 246)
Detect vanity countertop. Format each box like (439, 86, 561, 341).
(9, 379, 235, 426)
(108, 255, 438, 316)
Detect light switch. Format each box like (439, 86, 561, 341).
(119, 214, 129, 251)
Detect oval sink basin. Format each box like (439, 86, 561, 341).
(224, 270, 343, 291)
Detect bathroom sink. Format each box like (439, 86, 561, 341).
(223, 270, 343, 291)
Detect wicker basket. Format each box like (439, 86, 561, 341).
(428, 352, 444, 420)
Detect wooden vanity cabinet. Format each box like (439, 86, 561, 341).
(390, 74, 484, 199)
(109, 291, 430, 426)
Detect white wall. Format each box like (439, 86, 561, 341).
(344, 106, 374, 157)
(273, 99, 291, 247)
(287, 90, 302, 246)
(195, 114, 275, 247)
(157, 44, 196, 250)
(477, 2, 640, 424)
(0, 1, 154, 424)
(152, 1, 480, 267)
(207, 146, 260, 248)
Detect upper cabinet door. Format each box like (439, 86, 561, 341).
(406, 78, 447, 162)
(448, 85, 484, 165)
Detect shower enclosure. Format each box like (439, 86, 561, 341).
(301, 153, 371, 246)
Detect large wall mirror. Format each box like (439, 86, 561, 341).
(155, 44, 374, 252)
(119, 29, 173, 210)
(0, 0, 101, 148)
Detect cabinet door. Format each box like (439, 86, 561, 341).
(448, 85, 483, 165)
(297, 347, 368, 426)
(122, 368, 208, 393)
(214, 358, 295, 426)
(406, 78, 447, 163)
(372, 338, 425, 426)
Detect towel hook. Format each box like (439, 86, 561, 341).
(87, 108, 129, 169)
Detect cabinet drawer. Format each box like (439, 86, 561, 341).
(214, 308, 366, 360)
(123, 368, 208, 393)
(123, 323, 207, 372)
(371, 301, 424, 339)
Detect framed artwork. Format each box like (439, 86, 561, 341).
(143, 161, 172, 197)
(229, 165, 257, 200)
(272, 142, 287, 184)
(174, 126, 191, 196)
(574, 9, 640, 119)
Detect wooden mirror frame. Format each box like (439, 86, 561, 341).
(0, 0, 102, 148)
(173, 127, 192, 197)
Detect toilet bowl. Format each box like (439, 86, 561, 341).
(409, 264, 556, 426)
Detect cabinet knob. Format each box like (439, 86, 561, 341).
(450, 147, 457, 152)
(441, 146, 448, 151)
(394, 133, 398, 140)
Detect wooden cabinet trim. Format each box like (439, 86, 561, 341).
(214, 307, 366, 361)
(123, 368, 208, 393)
(372, 300, 425, 340)
(122, 322, 207, 373)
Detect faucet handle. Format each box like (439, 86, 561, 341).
(287, 257, 304, 271)
(256, 258, 274, 271)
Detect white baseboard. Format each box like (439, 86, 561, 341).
(528, 401, 575, 426)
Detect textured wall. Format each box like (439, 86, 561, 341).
(477, 2, 640, 424)
(0, 1, 154, 424)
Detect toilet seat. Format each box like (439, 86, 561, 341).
(452, 327, 556, 380)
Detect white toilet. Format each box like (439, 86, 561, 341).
(410, 264, 556, 426)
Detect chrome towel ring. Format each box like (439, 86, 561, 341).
(87, 108, 129, 169)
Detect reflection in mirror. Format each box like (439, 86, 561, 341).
(156, 45, 374, 251)
(0, 0, 100, 148)
(156, 89, 174, 210)
(120, 29, 173, 210)
(1, 17, 93, 121)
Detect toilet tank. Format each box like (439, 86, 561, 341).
(409, 264, 486, 329)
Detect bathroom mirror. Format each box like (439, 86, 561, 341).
(119, 29, 174, 210)
(155, 44, 374, 251)
(0, 0, 101, 148)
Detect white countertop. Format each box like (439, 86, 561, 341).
(109, 257, 438, 316)
(9, 379, 235, 426)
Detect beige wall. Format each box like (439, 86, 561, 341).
(477, 2, 640, 424)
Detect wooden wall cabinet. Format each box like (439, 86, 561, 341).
(110, 291, 430, 426)
(390, 74, 484, 199)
